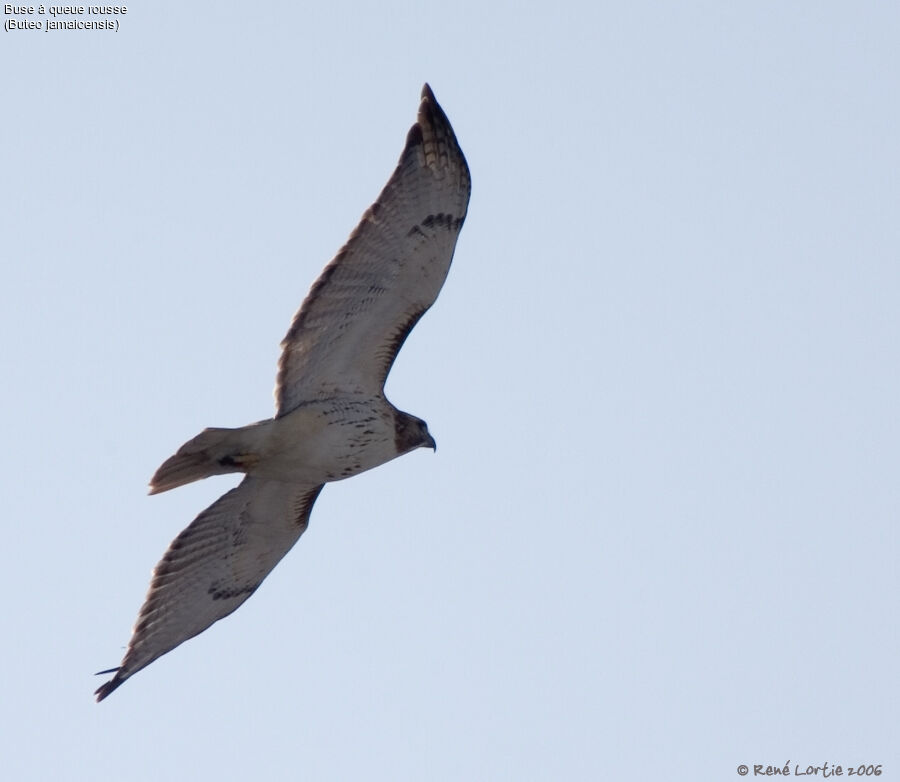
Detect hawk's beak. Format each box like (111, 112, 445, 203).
(424, 433, 437, 452)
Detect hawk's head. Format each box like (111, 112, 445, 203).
(394, 413, 436, 454)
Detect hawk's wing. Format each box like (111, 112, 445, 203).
(95, 478, 323, 701)
(275, 84, 471, 415)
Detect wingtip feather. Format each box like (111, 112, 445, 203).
(94, 670, 126, 702)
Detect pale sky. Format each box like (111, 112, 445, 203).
(2, 2, 897, 780)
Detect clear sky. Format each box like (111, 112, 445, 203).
(2, 2, 897, 780)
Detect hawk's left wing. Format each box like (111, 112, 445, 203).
(95, 478, 323, 701)
(275, 84, 470, 414)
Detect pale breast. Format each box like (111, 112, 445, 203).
(253, 397, 400, 484)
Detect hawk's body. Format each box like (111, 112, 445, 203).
(95, 84, 470, 701)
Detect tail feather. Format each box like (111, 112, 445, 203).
(149, 426, 259, 494)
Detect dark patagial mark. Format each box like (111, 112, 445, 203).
(422, 213, 450, 230)
(407, 212, 464, 239)
(208, 583, 257, 601)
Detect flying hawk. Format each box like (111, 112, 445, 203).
(95, 84, 470, 701)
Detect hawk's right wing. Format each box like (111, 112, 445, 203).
(95, 477, 323, 701)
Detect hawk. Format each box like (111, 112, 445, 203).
(95, 84, 470, 701)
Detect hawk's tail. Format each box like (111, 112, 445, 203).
(149, 425, 262, 495)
